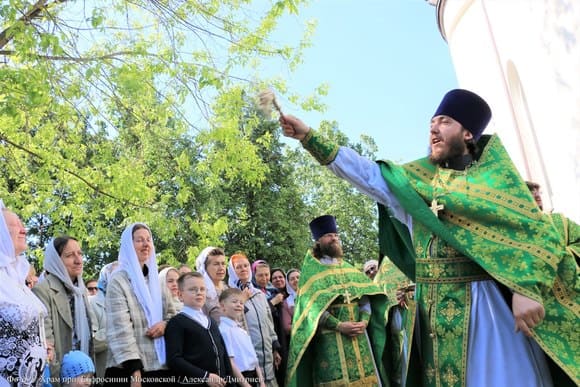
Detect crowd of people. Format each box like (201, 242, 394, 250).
(1, 88, 578, 387)
(0, 214, 303, 387)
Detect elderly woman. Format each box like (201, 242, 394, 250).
(0, 203, 48, 386)
(104, 223, 176, 387)
(158, 266, 183, 312)
(32, 236, 97, 385)
(89, 261, 118, 380)
(228, 253, 280, 387)
(195, 246, 228, 322)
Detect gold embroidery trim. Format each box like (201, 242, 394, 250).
(441, 212, 559, 272)
(416, 256, 492, 284)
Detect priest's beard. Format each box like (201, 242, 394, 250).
(319, 240, 343, 259)
(429, 135, 467, 165)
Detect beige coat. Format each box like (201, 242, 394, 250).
(88, 291, 108, 378)
(105, 270, 176, 371)
(32, 273, 97, 385)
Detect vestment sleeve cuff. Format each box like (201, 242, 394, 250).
(323, 315, 341, 331)
(300, 129, 339, 165)
(360, 311, 371, 325)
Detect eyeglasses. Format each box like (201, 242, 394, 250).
(87, 287, 98, 291)
(188, 287, 206, 293)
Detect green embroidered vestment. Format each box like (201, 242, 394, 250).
(286, 251, 388, 387)
(376, 135, 579, 386)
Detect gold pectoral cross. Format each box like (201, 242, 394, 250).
(430, 198, 444, 216)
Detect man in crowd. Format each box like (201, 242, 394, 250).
(286, 215, 387, 386)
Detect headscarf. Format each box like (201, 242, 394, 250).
(158, 266, 183, 311)
(96, 261, 119, 294)
(44, 238, 91, 354)
(250, 260, 278, 300)
(118, 223, 165, 364)
(285, 268, 300, 308)
(363, 259, 379, 274)
(0, 201, 30, 285)
(227, 253, 253, 290)
(251, 259, 267, 274)
(0, 201, 47, 316)
(195, 246, 220, 301)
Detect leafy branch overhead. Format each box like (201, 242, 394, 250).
(0, 0, 380, 276)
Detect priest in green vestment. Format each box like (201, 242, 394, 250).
(279, 89, 579, 387)
(286, 215, 388, 387)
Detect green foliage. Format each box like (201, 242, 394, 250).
(0, 0, 382, 280)
(286, 121, 380, 266)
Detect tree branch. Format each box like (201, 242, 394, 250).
(0, 50, 146, 61)
(0, 0, 68, 50)
(0, 132, 155, 209)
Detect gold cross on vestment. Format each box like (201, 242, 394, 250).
(430, 198, 444, 216)
(343, 289, 352, 304)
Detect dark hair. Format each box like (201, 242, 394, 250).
(85, 278, 97, 285)
(219, 287, 242, 303)
(177, 271, 203, 290)
(312, 242, 323, 258)
(205, 248, 225, 268)
(465, 137, 479, 157)
(270, 267, 285, 278)
(526, 181, 540, 191)
(131, 224, 150, 237)
(53, 236, 78, 256)
(286, 268, 300, 281)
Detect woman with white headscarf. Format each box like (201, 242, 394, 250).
(89, 261, 118, 380)
(158, 266, 183, 312)
(0, 203, 48, 387)
(32, 236, 96, 385)
(104, 223, 176, 387)
(284, 269, 300, 312)
(195, 246, 228, 322)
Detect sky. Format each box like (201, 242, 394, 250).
(273, 0, 458, 163)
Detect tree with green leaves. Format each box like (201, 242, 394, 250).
(286, 120, 380, 267)
(0, 0, 317, 275)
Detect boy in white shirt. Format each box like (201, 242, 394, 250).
(219, 288, 266, 387)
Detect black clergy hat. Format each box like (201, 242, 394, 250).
(309, 215, 338, 241)
(432, 89, 492, 140)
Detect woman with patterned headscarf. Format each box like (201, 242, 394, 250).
(195, 246, 228, 322)
(104, 223, 176, 387)
(0, 202, 48, 386)
(32, 236, 97, 385)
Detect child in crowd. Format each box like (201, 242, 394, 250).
(60, 350, 95, 387)
(165, 272, 232, 386)
(219, 288, 266, 387)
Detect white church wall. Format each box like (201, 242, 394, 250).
(434, 0, 580, 221)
